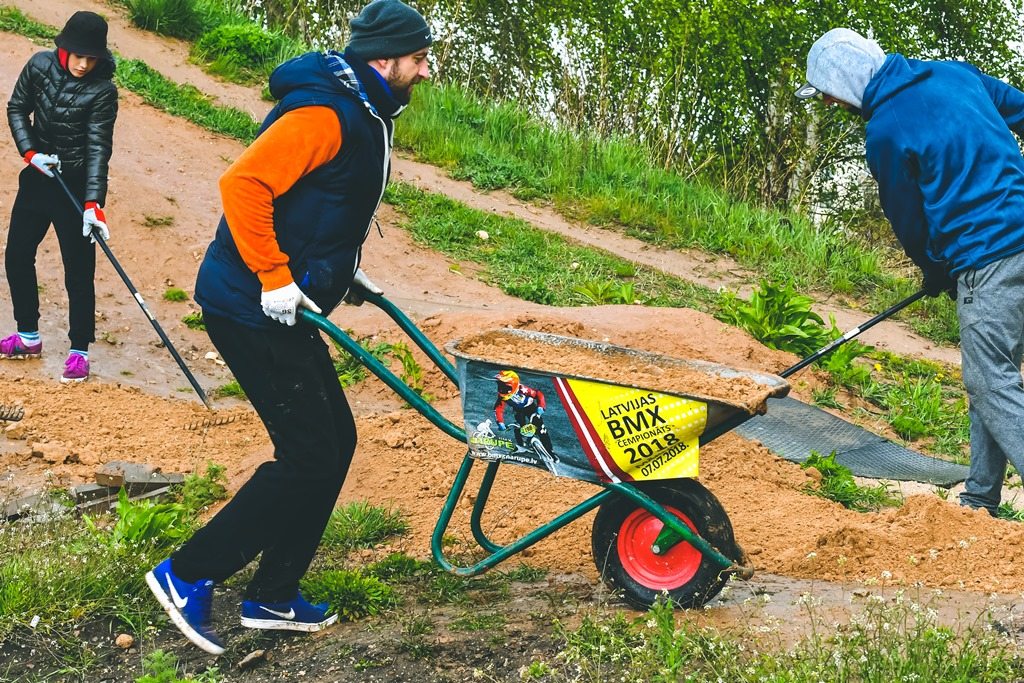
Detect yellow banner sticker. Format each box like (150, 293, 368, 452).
(564, 378, 706, 481)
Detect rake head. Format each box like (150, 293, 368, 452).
(183, 413, 248, 431)
(0, 404, 24, 422)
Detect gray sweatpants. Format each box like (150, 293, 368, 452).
(957, 248, 1024, 514)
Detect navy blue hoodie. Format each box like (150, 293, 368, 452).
(862, 54, 1024, 280)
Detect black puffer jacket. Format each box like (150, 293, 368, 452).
(7, 50, 118, 205)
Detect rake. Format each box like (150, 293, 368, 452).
(183, 414, 249, 431)
(0, 404, 25, 422)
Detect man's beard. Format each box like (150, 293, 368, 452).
(386, 63, 416, 105)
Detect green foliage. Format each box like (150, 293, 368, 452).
(162, 288, 188, 302)
(719, 280, 839, 356)
(0, 5, 56, 40)
(818, 338, 873, 386)
(801, 451, 903, 512)
(366, 552, 432, 582)
(192, 23, 303, 84)
(138, 649, 222, 683)
(115, 59, 260, 143)
(321, 501, 410, 550)
(181, 312, 205, 330)
(212, 380, 245, 399)
(173, 462, 228, 514)
(125, 0, 219, 40)
(108, 488, 194, 548)
(573, 279, 643, 306)
(302, 569, 395, 622)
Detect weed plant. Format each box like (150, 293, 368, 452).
(138, 649, 222, 682)
(320, 500, 410, 550)
(301, 569, 395, 621)
(172, 461, 228, 513)
(181, 312, 205, 330)
(719, 279, 840, 356)
(212, 380, 244, 399)
(162, 288, 188, 302)
(802, 451, 903, 512)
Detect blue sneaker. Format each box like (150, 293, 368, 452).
(145, 558, 224, 655)
(240, 592, 338, 632)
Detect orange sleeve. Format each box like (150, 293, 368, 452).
(219, 106, 343, 290)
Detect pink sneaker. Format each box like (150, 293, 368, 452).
(61, 353, 89, 383)
(0, 333, 42, 359)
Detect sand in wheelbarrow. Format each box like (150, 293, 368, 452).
(454, 328, 782, 414)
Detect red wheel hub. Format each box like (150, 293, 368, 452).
(617, 505, 701, 590)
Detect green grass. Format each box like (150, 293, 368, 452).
(114, 59, 259, 143)
(385, 181, 717, 311)
(320, 501, 410, 550)
(546, 596, 1022, 682)
(0, 490, 188, 646)
(0, 5, 55, 41)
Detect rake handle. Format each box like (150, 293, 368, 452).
(51, 172, 213, 410)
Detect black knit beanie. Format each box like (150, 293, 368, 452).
(348, 0, 432, 60)
(54, 11, 111, 59)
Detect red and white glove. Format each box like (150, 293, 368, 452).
(83, 202, 110, 243)
(24, 150, 60, 177)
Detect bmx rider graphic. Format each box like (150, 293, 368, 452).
(493, 369, 558, 473)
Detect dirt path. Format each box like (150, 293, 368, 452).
(5, 3, 1018, 673)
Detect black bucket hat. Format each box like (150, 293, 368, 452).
(54, 11, 111, 59)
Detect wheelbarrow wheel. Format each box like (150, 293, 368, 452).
(591, 479, 746, 610)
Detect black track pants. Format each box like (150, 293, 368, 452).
(172, 312, 357, 603)
(4, 167, 95, 350)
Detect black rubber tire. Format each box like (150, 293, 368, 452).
(591, 479, 746, 609)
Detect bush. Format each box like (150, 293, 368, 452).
(192, 23, 302, 81)
(125, 0, 217, 40)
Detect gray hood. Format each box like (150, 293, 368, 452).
(796, 28, 886, 108)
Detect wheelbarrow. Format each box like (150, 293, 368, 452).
(299, 288, 926, 610)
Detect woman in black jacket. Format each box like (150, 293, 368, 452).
(1, 11, 117, 382)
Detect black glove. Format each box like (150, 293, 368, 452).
(922, 275, 956, 300)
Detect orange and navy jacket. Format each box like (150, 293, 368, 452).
(195, 50, 402, 328)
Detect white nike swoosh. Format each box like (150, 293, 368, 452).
(261, 607, 296, 619)
(167, 574, 188, 609)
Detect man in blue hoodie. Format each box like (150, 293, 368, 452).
(144, 0, 432, 655)
(796, 29, 1024, 518)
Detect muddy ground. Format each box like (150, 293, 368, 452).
(2, 1, 1024, 681)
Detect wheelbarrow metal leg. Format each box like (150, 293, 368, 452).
(432, 451, 615, 576)
(470, 460, 504, 554)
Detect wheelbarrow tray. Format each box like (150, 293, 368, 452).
(447, 328, 790, 484)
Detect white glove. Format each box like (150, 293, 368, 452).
(260, 282, 322, 326)
(82, 204, 110, 243)
(344, 268, 383, 306)
(27, 152, 60, 177)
